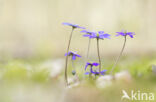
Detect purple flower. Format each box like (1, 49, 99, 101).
(116, 30, 135, 38)
(80, 30, 96, 38)
(84, 62, 107, 76)
(90, 31, 111, 39)
(65, 51, 81, 60)
(62, 22, 85, 29)
(84, 62, 99, 75)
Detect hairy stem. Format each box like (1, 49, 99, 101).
(110, 36, 127, 75)
(97, 39, 101, 73)
(65, 28, 74, 86)
(83, 38, 91, 79)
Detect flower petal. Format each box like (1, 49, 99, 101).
(90, 33, 97, 38)
(64, 52, 71, 56)
(116, 32, 125, 36)
(101, 69, 107, 73)
(64, 53, 68, 56)
(85, 63, 89, 70)
(83, 34, 91, 37)
(128, 34, 134, 38)
(98, 31, 104, 34)
(100, 69, 107, 75)
(77, 26, 86, 29)
(62, 22, 72, 26)
(103, 34, 111, 39)
(92, 63, 99, 66)
(72, 55, 76, 60)
(80, 30, 88, 33)
(62, 22, 85, 29)
(126, 32, 134, 35)
(127, 32, 135, 38)
(115, 34, 121, 36)
(85, 72, 90, 75)
(76, 54, 81, 57)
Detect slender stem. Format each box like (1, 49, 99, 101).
(65, 28, 74, 86)
(94, 74, 97, 79)
(97, 38, 101, 73)
(86, 38, 91, 60)
(83, 38, 91, 79)
(110, 36, 127, 75)
(71, 59, 79, 82)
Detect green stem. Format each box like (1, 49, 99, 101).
(97, 38, 101, 73)
(110, 36, 127, 75)
(83, 38, 91, 78)
(65, 28, 74, 86)
(71, 59, 79, 81)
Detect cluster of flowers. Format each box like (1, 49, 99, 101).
(63, 22, 135, 85)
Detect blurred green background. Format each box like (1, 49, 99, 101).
(0, 0, 156, 59)
(0, 0, 156, 102)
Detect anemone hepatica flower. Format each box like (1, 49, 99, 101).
(84, 62, 99, 75)
(62, 22, 85, 29)
(110, 30, 135, 75)
(80, 30, 96, 38)
(65, 51, 81, 60)
(90, 31, 111, 39)
(63, 22, 85, 85)
(84, 62, 107, 76)
(116, 30, 135, 38)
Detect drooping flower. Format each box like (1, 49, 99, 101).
(84, 62, 99, 75)
(80, 30, 96, 38)
(116, 30, 135, 38)
(90, 31, 111, 39)
(65, 51, 81, 60)
(62, 22, 85, 29)
(84, 62, 107, 76)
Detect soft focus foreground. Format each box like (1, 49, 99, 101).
(0, 57, 156, 102)
(0, 0, 156, 102)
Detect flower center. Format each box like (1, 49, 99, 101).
(97, 34, 99, 37)
(124, 31, 127, 36)
(69, 53, 74, 56)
